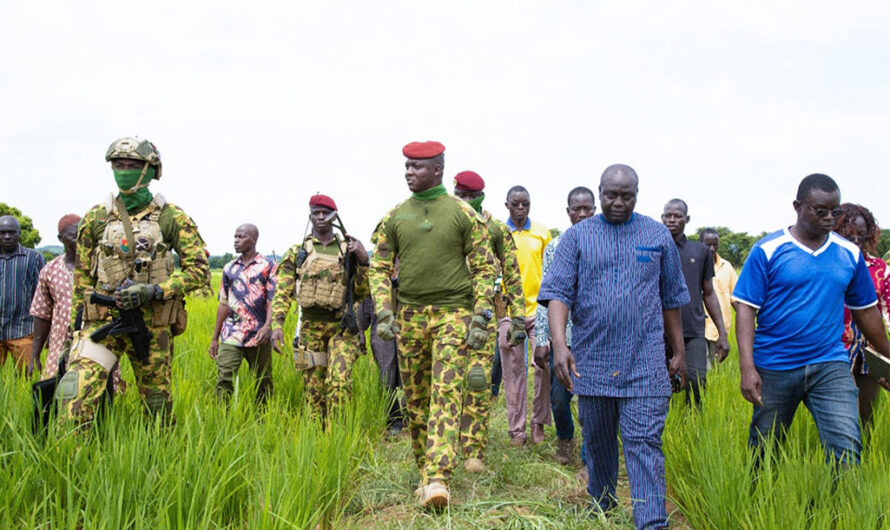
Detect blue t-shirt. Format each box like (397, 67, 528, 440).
(732, 228, 877, 370)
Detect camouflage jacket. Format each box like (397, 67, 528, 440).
(370, 194, 495, 315)
(483, 210, 525, 320)
(71, 194, 210, 323)
(270, 235, 370, 329)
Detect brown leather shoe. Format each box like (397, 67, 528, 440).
(510, 435, 526, 448)
(554, 438, 574, 465)
(531, 423, 546, 444)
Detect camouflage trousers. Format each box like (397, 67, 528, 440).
(56, 321, 174, 426)
(397, 305, 471, 485)
(298, 319, 361, 419)
(459, 326, 496, 460)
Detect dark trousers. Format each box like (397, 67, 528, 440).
(491, 335, 502, 396)
(579, 395, 669, 529)
(216, 343, 273, 404)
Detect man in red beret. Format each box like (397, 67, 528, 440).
(453, 171, 526, 473)
(371, 142, 496, 508)
(271, 194, 370, 419)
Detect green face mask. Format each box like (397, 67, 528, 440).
(113, 166, 155, 212)
(467, 193, 485, 213)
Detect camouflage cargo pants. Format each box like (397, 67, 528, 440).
(397, 305, 471, 485)
(459, 325, 496, 460)
(299, 319, 361, 419)
(56, 320, 174, 426)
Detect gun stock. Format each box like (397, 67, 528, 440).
(89, 292, 153, 363)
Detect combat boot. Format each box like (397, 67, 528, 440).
(419, 480, 449, 509)
(464, 458, 486, 473)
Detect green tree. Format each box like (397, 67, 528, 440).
(549, 227, 561, 240)
(694, 226, 766, 266)
(877, 229, 890, 258)
(0, 203, 41, 248)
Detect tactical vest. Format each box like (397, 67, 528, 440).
(297, 237, 347, 312)
(84, 194, 183, 327)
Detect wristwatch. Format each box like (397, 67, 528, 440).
(153, 284, 164, 300)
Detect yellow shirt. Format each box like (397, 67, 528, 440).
(704, 253, 738, 341)
(507, 218, 552, 317)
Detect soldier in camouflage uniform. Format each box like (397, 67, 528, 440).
(370, 142, 496, 509)
(452, 171, 526, 473)
(270, 194, 370, 419)
(56, 137, 210, 426)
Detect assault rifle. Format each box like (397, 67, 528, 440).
(89, 292, 153, 363)
(331, 213, 360, 335)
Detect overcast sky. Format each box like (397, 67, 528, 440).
(2, 1, 888, 256)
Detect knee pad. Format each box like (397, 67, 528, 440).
(467, 365, 488, 391)
(55, 369, 80, 401)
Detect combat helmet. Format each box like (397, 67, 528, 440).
(105, 137, 163, 179)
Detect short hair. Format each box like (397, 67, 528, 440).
(796, 173, 839, 202)
(835, 203, 880, 253)
(664, 198, 688, 214)
(567, 186, 595, 206)
(506, 185, 529, 200)
(431, 153, 444, 169)
(700, 227, 719, 239)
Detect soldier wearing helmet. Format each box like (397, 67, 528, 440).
(56, 136, 210, 425)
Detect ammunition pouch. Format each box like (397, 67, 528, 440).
(293, 345, 328, 371)
(150, 297, 184, 330)
(297, 245, 347, 311)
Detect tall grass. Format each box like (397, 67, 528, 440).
(0, 289, 387, 529)
(663, 330, 890, 529)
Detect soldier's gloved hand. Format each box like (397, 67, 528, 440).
(376, 310, 400, 341)
(118, 283, 159, 310)
(465, 315, 490, 350)
(506, 316, 527, 346)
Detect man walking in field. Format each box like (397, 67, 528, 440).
(699, 228, 738, 369)
(370, 141, 495, 508)
(539, 164, 689, 528)
(210, 223, 276, 404)
(501, 185, 552, 445)
(535, 186, 596, 467)
(452, 170, 524, 473)
(29, 214, 126, 393)
(271, 194, 370, 419)
(733, 173, 890, 465)
(0, 215, 45, 372)
(662, 199, 730, 406)
(57, 136, 210, 425)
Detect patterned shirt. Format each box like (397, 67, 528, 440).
(29, 255, 73, 361)
(843, 254, 890, 375)
(537, 213, 689, 397)
(219, 254, 276, 347)
(0, 244, 46, 340)
(535, 235, 573, 347)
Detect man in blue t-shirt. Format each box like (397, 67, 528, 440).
(732, 173, 890, 465)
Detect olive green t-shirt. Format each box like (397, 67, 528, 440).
(381, 195, 477, 309)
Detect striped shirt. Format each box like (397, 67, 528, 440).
(537, 213, 689, 397)
(0, 244, 45, 340)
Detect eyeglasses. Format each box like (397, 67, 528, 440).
(508, 201, 529, 208)
(805, 204, 843, 218)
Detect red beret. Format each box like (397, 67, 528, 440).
(402, 141, 445, 159)
(58, 213, 81, 233)
(309, 194, 337, 211)
(454, 171, 485, 192)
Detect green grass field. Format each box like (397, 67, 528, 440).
(2, 287, 888, 528)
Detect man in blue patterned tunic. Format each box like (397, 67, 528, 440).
(538, 164, 689, 529)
